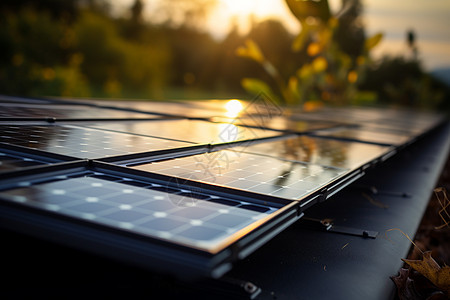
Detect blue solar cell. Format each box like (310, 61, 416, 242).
(137, 200, 177, 212)
(178, 226, 227, 242)
(139, 218, 185, 232)
(208, 214, 251, 228)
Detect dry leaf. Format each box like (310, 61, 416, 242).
(390, 268, 422, 300)
(402, 251, 450, 295)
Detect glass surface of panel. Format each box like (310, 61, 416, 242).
(132, 151, 348, 200)
(211, 116, 338, 133)
(235, 136, 392, 169)
(0, 151, 47, 172)
(69, 99, 252, 119)
(0, 125, 189, 159)
(0, 176, 278, 252)
(295, 107, 443, 134)
(312, 127, 411, 146)
(83, 119, 281, 144)
(0, 103, 160, 119)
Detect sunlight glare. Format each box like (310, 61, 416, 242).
(217, 123, 239, 142)
(224, 99, 244, 118)
(219, 0, 259, 16)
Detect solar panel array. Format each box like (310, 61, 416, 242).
(0, 95, 444, 278)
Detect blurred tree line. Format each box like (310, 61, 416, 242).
(0, 0, 448, 111)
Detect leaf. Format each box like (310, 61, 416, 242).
(235, 39, 264, 63)
(292, 26, 310, 52)
(391, 268, 423, 300)
(365, 33, 383, 51)
(285, 0, 331, 23)
(287, 76, 300, 105)
(402, 251, 450, 295)
(297, 64, 313, 80)
(241, 78, 280, 103)
(307, 42, 321, 57)
(312, 56, 328, 73)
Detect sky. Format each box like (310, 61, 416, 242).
(205, 0, 450, 71)
(117, 0, 450, 71)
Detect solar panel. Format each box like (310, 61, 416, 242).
(82, 119, 283, 144)
(233, 135, 393, 169)
(290, 106, 442, 132)
(0, 95, 446, 279)
(132, 150, 348, 200)
(0, 124, 194, 160)
(66, 98, 247, 119)
(0, 103, 162, 120)
(0, 174, 280, 251)
(0, 150, 48, 172)
(210, 116, 339, 133)
(0, 161, 299, 278)
(310, 127, 412, 146)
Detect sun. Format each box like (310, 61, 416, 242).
(224, 99, 244, 118)
(218, 0, 260, 17)
(208, 0, 301, 40)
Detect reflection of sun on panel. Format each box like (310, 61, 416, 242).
(224, 99, 243, 118)
(217, 123, 239, 143)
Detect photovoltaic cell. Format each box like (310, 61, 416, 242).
(82, 119, 282, 144)
(234, 135, 392, 169)
(0, 125, 190, 159)
(0, 174, 278, 252)
(132, 150, 347, 200)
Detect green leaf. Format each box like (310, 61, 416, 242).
(365, 33, 383, 51)
(235, 39, 265, 63)
(285, 0, 331, 23)
(292, 26, 310, 52)
(287, 76, 301, 104)
(241, 78, 280, 103)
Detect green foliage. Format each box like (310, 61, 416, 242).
(73, 11, 170, 97)
(358, 56, 447, 109)
(0, 3, 170, 99)
(236, 0, 379, 109)
(235, 0, 448, 111)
